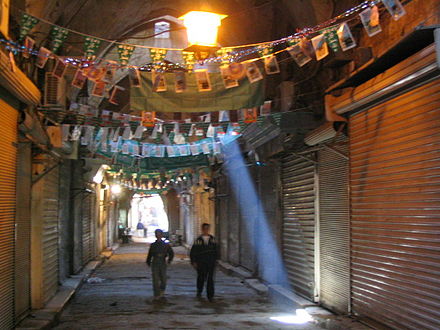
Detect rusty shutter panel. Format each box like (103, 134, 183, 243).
(281, 155, 316, 300)
(349, 79, 440, 330)
(318, 138, 350, 314)
(42, 165, 59, 304)
(82, 195, 93, 265)
(0, 100, 17, 329)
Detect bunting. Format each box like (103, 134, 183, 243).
(117, 44, 135, 66)
(50, 26, 69, 53)
(19, 14, 39, 42)
(359, 5, 382, 37)
(83, 36, 102, 59)
(322, 26, 340, 52)
(182, 51, 196, 71)
(149, 48, 167, 64)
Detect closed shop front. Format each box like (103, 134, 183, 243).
(215, 175, 229, 263)
(317, 138, 350, 314)
(281, 154, 316, 300)
(31, 158, 60, 308)
(327, 41, 440, 329)
(258, 161, 282, 284)
(239, 167, 256, 273)
(226, 186, 240, 266)
(15, 142, 32, 322)
(82, 194, 94, 265)
(0, 98, 18, 329)
(42, 165, 60, 304)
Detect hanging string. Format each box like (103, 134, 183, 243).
(12, 0, 382, 60)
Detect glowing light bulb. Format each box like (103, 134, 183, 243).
(179, 11, 227, 47)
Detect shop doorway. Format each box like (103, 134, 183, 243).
(129, 194, 169, 243)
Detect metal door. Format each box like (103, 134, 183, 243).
(349, 79, 440, 329)
(318, 139, 350, 313)
(0, 100, 18, 329)
(42, 165, 60, 304)
(15, 142, 32, 322)
(82, 194, 93, 265)
(281, 155, 316, 300)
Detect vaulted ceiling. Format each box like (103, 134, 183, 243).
(17, 0, 359, 49)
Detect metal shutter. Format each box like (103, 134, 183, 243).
(82, 194, 93, 265)
(282, 155, 316, 300)
(349, 79, 440, 330)
(14, 142, 32, 322)
(227, 188, 240, 266)
(216, 176, 229, 263)
(318, 139, 350, 313)
(42, 165, 59, 304)
(239, 168, 256, 272)
(0, 100, 17, 330)
(258, 162, 282, 284)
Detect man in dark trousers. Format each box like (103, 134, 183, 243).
(146, 229, 174, 301)
(190, 223, 219, 302)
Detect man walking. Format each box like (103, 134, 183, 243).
(146, 229, 174, 301)
(190, 223, 219, 302)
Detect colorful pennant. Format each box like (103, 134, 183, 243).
(19, 14, 39, 42)
(117, 44, 135, 66)
(50, 26, 69, 53)
(83, 37, 101, 59)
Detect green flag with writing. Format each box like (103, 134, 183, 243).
(130, 70, 264, 112)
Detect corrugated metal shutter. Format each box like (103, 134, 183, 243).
(0, 100, 17, 330)
(42, 165, 59, 304)
(318, 139, 350, 313)
(82, 194, 93, 265)
(227, 188, 240, 266)
(282, 155, 316, 300)
(349, 78, 440, 330)
(239, 167, 256, 272)
(216, 176, 229, 263)
(15, 142, 32, 322)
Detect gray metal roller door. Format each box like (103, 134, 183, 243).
(0, 102, 18, 329)
(216, 176, 229, 263)
(15, 142, 32, 322)
(318, 139, 350, 314)
(82, 194, 93, 265)
(349, 79, 440, 330)
(282, 155, 316, 300)
(239, 167, 256, 272)
(42, 166, 60, 304)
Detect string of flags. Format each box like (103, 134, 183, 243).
(49, 101, 272, 126)
(106, 166, 210, 193)
(85, 133, 226, 158)
(61, 118, 242, 158)
(9, 0, 406, 72)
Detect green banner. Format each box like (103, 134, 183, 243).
(51, 26, 69, 53)
(19, 14, 39, 42)
(149, 48, 167, 63)
(84, 37, 102, 59)
(182, 51, 196, 70)
(130, 70, 264, 112)
(322, 26, 340, 52)
(117, 44, 135, 66)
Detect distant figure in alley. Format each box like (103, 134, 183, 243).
(190, 223, 219, 302)
(146, 229, 174, 301)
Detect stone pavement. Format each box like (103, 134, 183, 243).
(53, 243, 320, 330)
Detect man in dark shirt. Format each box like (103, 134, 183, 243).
(190, 223, 219, 302)
(146, 229, 174, 300)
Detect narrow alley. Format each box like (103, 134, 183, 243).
(54, 243, 318, 330)
(1, 1, 440, 330)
